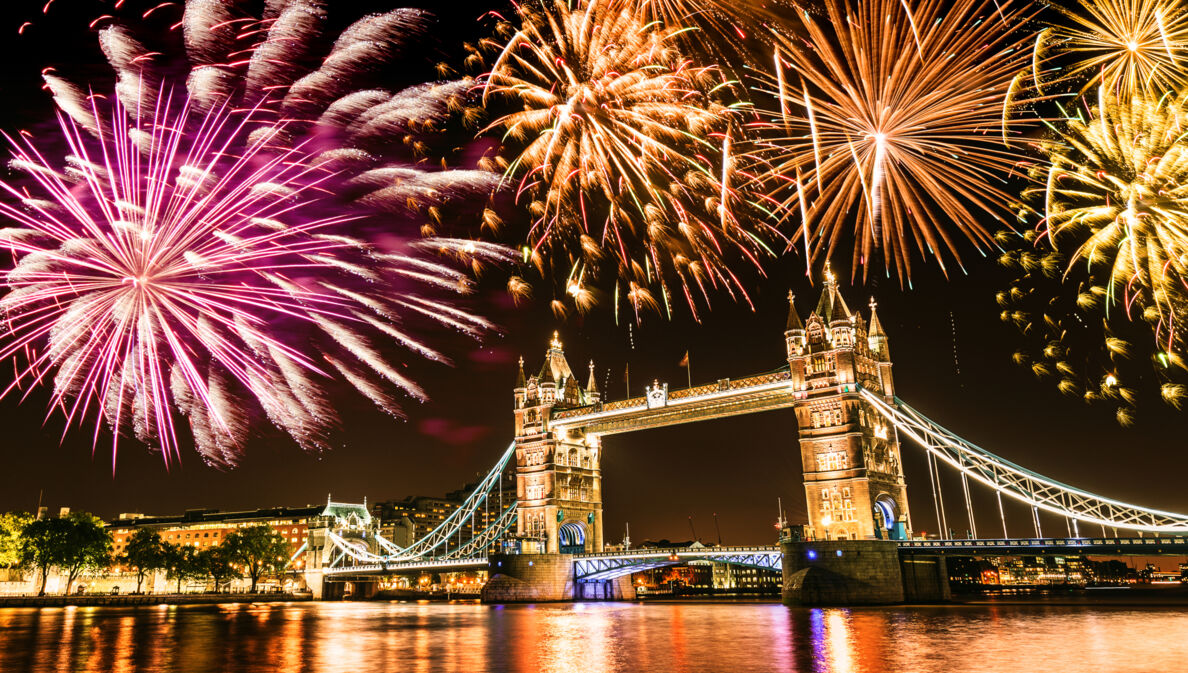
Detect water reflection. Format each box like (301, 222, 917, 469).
(0, 601, 1184, 673)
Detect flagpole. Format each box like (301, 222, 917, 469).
(687, 352, 692, 388)
(625, 363, 630, 398)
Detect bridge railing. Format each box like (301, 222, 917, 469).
(575, 545, 780, 559)
(899, 537, 1188, 550)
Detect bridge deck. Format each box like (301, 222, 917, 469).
(897, 537, 1188, 555)
(573, 546, 782, 581)
(550, 371, 800, 435)
(322, 537, 1188, 581)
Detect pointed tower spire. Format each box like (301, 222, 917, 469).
(868, 296, 889, 357)
(516, 356, 527, 388)
(541, 330, 573, 384)
(785, 290, 807, 358)
(786, 291, 804, 332)
(586, 360, 599, 394)
(814, 261, 852, 323)
(868, 297, 886, 337)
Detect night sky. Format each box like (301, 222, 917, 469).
(0, 0, 1183, 549)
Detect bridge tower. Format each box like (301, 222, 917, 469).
(512, 333, 604, 554)
(786, 265, 911, 541)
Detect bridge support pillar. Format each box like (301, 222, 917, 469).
(481, 554, 578, 603)
(303, 570, 325, 600)
(782, 540, 907, 605)
(576, 577, 635, 601)
(900, 554, 951, 603)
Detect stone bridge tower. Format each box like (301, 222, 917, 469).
(787, 265, 911, 541)
(512, 333, 604, 554)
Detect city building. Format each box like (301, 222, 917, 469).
(108, 505, 323, 559)
(370, 482, 506, 548)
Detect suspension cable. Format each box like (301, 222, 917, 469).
(961, 472, 977, 539)
(934, 454, 949, 539)
(926, 450, 943, 539)
(996, 490, 1008, 538)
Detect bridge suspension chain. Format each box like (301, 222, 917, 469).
(326, 442, 518, 567)
(441, 503, 519, 560)
(860, 388, 1188, 534)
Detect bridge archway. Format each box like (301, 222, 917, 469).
(874, 494, 903, 539)
(558, 522, 587, 554)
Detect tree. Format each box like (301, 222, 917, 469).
(163, 543, 205, 594)
(203, 543, 239, 592)
(226, 526, 291, 593)
(0, 512, 32, 570)
(122, 529, 166, 593)
(21, 512, 112, 595)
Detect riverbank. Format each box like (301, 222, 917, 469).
(0, 592, 312, 608)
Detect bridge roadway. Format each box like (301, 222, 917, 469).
(321, 537, 1188, 583)
(895, 536, 1188, 556)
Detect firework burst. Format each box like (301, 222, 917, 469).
(623, 0, 786, 65)
(1038, 0, 1188, 97)
(752, 0, 1037, 280)
(1032, 90, 1188, 357)
(1000, 90, 1188, 423)
(482, 0, 776, 321)
(0, 1, 512, 466)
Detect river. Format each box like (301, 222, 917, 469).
(0, 600, 1185, 672)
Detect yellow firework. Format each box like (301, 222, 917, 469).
(753, 0, 1035, 280)
(483, 0, 775, 321)
(1040, 0, 1188, 96)
(1032, 90, 1188, 357)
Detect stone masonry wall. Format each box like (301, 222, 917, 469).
(782, 540, 906, 605)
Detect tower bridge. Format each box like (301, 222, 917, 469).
(303, 269, 1188, 605)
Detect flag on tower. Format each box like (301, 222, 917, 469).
(679, 350, 691, 387)
(678, 351, 689, 368)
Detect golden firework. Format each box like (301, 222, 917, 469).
(483, 0, 775, 321)
(752, 0, 1036, 279)
(1040, 0, 1188, 96)
(1033, 89, 1188, 357)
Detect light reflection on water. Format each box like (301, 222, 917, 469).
(0, 601, 1185, 673)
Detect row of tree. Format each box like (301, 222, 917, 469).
(0, 511, 295, 595)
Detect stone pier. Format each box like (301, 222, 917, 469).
(481, 554, 634, 603)
(781, 540, 950, 605)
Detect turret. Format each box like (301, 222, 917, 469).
(785, 291, 806, 358)
(585, 360, 600, 404)
(514, 356, 527, 409)
(868, 297, 889, 359)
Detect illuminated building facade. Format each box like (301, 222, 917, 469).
(786, 266, 912, 541)
(372, 484, 504, 548)
(108, 505, 320, 557)
(512, 333, 603, 553)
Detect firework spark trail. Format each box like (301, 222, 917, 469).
(1032, 90, 1188, 354)
(483, 0, 777, 321)
(999, 89, 1188, 424)
(1041, 0, 1188, 97)
(0, 0, 513, 466)
(750, 0, 1039, 280)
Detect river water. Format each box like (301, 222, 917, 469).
(0, 600, 1185, 673)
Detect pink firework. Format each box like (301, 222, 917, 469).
(0, 91, 508, 468)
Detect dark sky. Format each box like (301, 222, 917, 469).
(0, 0, 1183, 548)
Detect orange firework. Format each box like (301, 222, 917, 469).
(483, 0, 777, 321)
(753, 0, 1037, 280)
